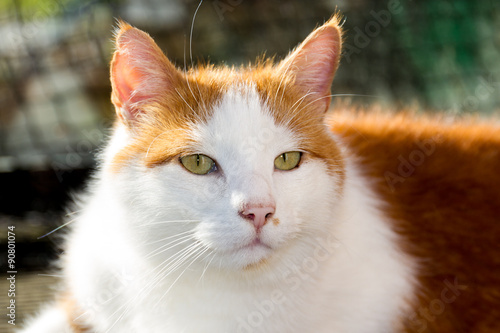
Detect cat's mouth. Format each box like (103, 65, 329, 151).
(240, 237, 271, 251)
(221, 236, 272, 259)
(234, 237, 273, 269)
(205, 235, 274, 270)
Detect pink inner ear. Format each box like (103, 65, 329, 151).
(279, 19, 342, 113)
(110, 23, 177, 124)
(292, 25, 341, 95)
(112, 52, 144, 109)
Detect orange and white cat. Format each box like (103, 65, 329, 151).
(20, 13, 500, 333)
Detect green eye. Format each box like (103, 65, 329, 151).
(180, 154, 216, 175)
(274, 152, 302, 171)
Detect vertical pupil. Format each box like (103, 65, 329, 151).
(196, 154, 200, 167)
(283, 153, 287, 162)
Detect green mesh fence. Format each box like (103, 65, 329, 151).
(393, 0, 500, 114)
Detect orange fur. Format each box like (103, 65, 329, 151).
(110, 70, 226, 171)
(109, 16, 345, 179)
(110, 22, 227, 171)
(107, 15, 500, 333)
(329, 106, 500, 333)
(249, 66, 346, 179)
(58, 293, 89, 332)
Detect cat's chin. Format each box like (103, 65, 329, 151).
(215, 238, 274, 270)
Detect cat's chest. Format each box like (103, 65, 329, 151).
(134, 275, 325, 333)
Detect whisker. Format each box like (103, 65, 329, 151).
(154, 245, 210, 307)
(274, 59, 293, 106)
(102, 242, 201, 333)
(137, 220, 199, 227)
(38, 218, 77, 239)
(145, 130, 170, 159)
(290, 91, 315, 115)
(184, 75, 201, 110)
(138, 244, 204, 309)
(294, 94, 332, 115)
(37, 273, 64, 278)
(65, 210, 82, 217)
(190, 0, 204, 68)
(198, 250, 216, 285)
(157, 246, 201, 280)
(330, 93, 379, 98)
(145, 234, 195, 260)
(280, 90, 315, 129)
(185, 0, 208, 114)
(288, 92, 381, 127)
(149, 243, 207, 296)
(150, 242, 202, 280)
(175, 88, 196, 113)
(143, 229, 194, 246)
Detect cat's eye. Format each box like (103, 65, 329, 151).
(180, 154, 217, 175)
(274, 152, 302, 171)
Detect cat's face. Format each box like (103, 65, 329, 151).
(106, 17, 344, 271)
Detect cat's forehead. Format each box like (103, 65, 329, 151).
(110, 71, 289, 170)
(110, 68, 343, 177)
(190, 83, 300, 159)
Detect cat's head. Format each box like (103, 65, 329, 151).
(105, 15, 345, 272)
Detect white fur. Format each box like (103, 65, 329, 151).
(18, 305, 72, 333)
(19, 85, 415, 333)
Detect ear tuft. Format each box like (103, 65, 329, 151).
(113, 20, 134, 40)
(278, 13, 343, 112)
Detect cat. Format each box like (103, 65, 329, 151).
(19, 12, 500, 333)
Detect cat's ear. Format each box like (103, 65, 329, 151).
(110, 21, 180, 125)
(278, 14, 343, 112)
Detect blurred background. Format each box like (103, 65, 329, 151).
(0, 0, 499, 330)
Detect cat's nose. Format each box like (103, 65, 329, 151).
(239, 203, 276, 231)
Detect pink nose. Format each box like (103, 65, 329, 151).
(239, 204, 276, 231)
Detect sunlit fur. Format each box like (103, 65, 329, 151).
(330, 105, 500, 333)
(25, 84, 414, 332)
(19, 12, 500, 333)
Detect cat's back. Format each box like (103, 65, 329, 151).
(329, 108, 500, 332)
(330, 108, 500, 194)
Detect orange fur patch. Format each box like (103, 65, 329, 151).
(329, 106, 500, 332)
(272, 217, 280, 226)
(110, 62, 346, 179)
(250, 66, 345, 180)
(109, 15, 346, 180)
(110, 23, 229, 172)
(58, 292, 90, 332)
(110, 69, 227, 171)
